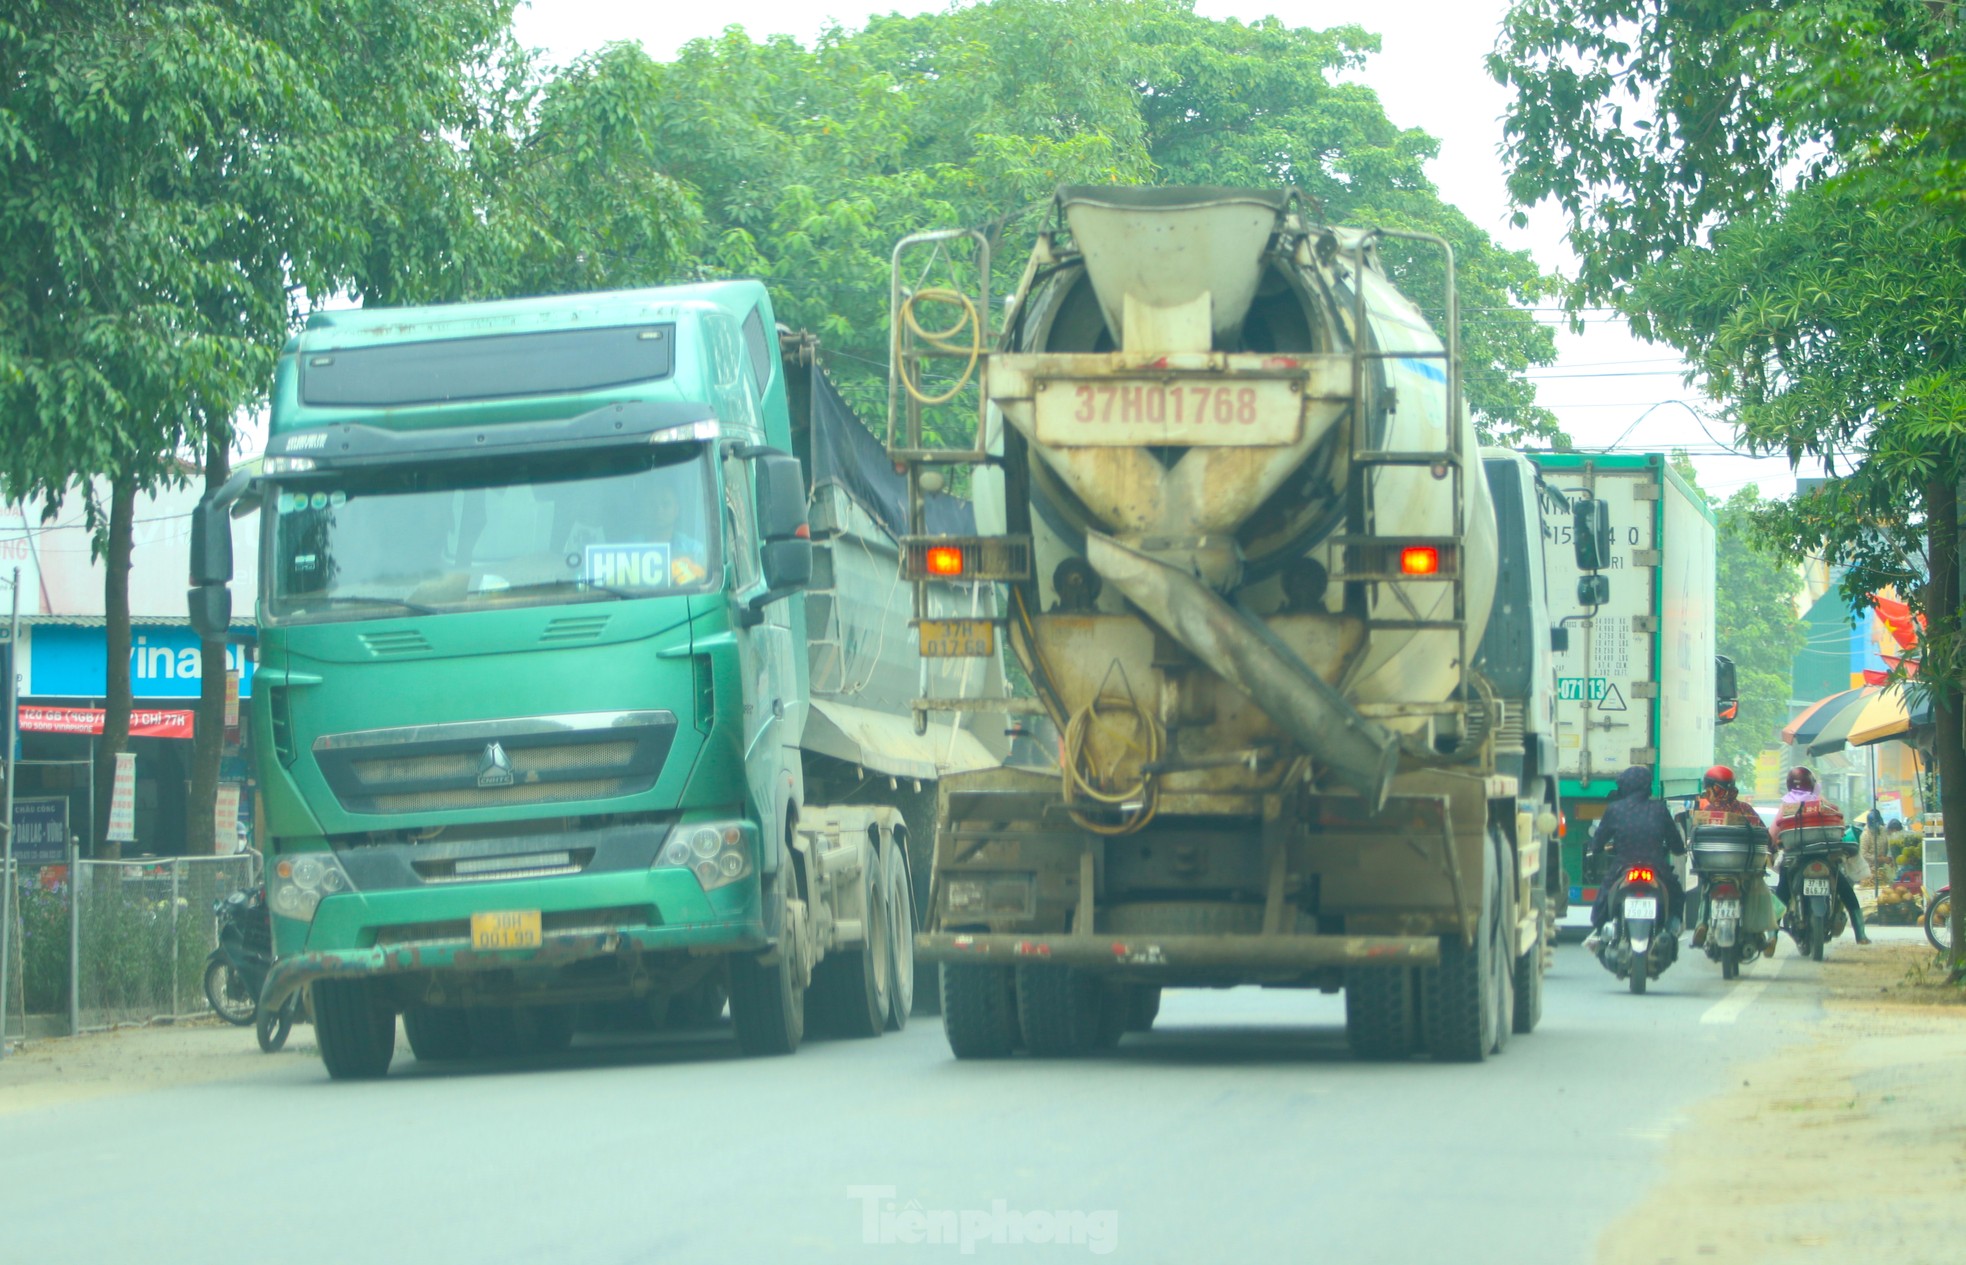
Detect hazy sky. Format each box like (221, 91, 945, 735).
(510, 0, 1798, 500)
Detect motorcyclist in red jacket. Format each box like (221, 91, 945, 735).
(1771, 766, 1869, 945)
(1687, 764, 1776, 956)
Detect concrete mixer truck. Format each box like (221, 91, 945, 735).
(895, 188, 1592, 1062)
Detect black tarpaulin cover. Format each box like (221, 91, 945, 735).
(807, 365, 975, 540)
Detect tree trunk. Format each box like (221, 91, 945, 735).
(1923, 473, 1966, 977)
(187, 437, 231, 856)
(92, 475, 136, 859)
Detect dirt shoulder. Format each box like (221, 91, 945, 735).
(0, 1020, 310, 1116)
(1599, 942, 1966, 1265)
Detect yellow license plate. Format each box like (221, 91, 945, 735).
(918, 619, 996, 658)
(470, 909, 541, 951)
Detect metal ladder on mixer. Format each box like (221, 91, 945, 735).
(1330, 229, 1474, 728)
(884, 229, 1042, 735)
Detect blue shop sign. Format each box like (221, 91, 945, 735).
(30, 625, 256, 700)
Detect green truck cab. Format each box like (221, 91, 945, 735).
(190, 283, 965, 1077)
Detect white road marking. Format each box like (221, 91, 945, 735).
(1699, 952, 1789, 1024)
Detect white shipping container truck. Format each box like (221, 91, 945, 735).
(1527, 453, 1723, 929)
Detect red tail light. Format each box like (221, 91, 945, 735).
(924, 546, 964, 577)
(1399, 546, 1440, 576)
(1625, 866, 1655, 884)
(1805, 862, 1829, 877)
(1709, 882, 1740, 899)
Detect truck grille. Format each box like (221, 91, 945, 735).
(313, 711, 677, 815)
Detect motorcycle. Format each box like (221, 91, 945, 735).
(1688, 818, 1773, 979)
(203, 884, 300, 1052)
(1777, 826, 1852, 962)
(1592, 863, 1679, 993)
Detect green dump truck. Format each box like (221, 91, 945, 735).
(189, 284, 1006, 1078)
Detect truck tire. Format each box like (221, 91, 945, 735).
(1421, 835, 1500, 1063)
(1512, 891, 1545, 1035)
(313, 979, 396, 1080)
(730, 946, 806, 1056)
(1124, 985, 1162, 1033)
(808, 852, 889, 1039)
(939, 962, 1018, 1058)
(884, 839, 915, 1031)
(1015, 964, 1103, 1057)
(1345, 967, 1417, 1060)
(403, 1004, 473, 1061)
(730, 852, 808, 1056)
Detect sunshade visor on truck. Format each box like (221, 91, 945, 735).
(266, 399, 714, 469)
(300, 324, 676, 408)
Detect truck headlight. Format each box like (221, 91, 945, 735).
(269, 849, 356, 922)
(655, 821, 753, 892)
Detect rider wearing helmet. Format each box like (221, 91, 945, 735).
(1586, 764, 1689, 945)
(1771, 766, 1869, 945)
(1689, 765, 1775, 953)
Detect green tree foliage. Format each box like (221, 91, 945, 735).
(634, 0, 1561, 442)
(1492, 0, 1966, 968)
(1714, 489, 1806, 770)
(0, 1, 700, 849)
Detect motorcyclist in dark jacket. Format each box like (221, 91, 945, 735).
(1587, 765, 1688, 937)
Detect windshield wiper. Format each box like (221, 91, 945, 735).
(493, 580, 637, 602)
(298, 595, 444, 616)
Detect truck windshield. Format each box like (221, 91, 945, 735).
(267, 444, 716, 623)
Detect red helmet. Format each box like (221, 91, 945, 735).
(1785, 766, 1816, 792)
(1703, 765, 1737, 794)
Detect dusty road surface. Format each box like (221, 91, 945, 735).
(2, 932, 1953, 1265)
(1599, 933, 1966, 1265)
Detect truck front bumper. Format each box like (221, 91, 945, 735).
(916, 931, 1441, 973)
(261, 868, 766, 1013)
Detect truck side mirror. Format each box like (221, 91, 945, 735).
(188, 583, 231, 641)
(189, 495, 233, 587)
(736, 448, 811, 626)
(1576, 574, 1610, 607)
(752, 451, 807, 541)
(752, 450, 811, 592)
(1715, 654, 1739, 725)
(1572, 496, 1611, 571)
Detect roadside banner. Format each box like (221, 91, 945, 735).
(18, 706, 194, 740)
(106, 752, 137, 843)
(214, 782, 241, 855)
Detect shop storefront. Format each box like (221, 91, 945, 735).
(13, 621, 256, 858)
(2, 473, 261, 859)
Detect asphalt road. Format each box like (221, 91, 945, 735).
(0, 941, 1835, 1265)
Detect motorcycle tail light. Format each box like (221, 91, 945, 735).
(1710, 882, 1740, 898)
(1626, 866, 1655, 884)
(1806, 861, 1829, 877)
